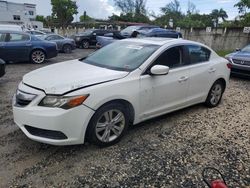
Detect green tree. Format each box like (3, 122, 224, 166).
(51, 0, 78, 30)
(154, 0, 183, 28)
(79, 11, 93, 22)
(210, 8, 228, 27)
(36, 15, 45, 23)
(234, 0, 250, 14)
(113, 0, 150, 23)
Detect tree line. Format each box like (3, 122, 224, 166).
(36, 0, 250, 29)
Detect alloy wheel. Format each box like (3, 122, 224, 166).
(210, 83, 222, 106)
(95, 110, 125, 143)
(31, 50, 45, 64)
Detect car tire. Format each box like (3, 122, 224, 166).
(63, 44, 72, 53)
(86, 103, 129, 147)
(30, 50, 46, 64)
(205, 80, 224, 108)
(82, 40, 90, 49)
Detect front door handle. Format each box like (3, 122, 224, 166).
(208, 68, 216, 73)
(178, 76, 189, 82)
(25, 43, 32, 46)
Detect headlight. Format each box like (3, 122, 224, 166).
(39, 95, 89, 109)
(76, 37, 81, 41)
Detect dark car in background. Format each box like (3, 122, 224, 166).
(120, 25, 159, 38)
(0, 30, 58, 64)
(138, 28, 182, 38)
(39, 34, 76, 53)
(96, 28, 182, 49)
(225, 44, 250, 77)
(0, 59, 5, 78)
(72, 29, 111, 48)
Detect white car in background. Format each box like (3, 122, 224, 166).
(12, 38, 231, 146)
(0, 24, 23, 31)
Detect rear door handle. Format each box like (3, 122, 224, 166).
(208, 68, 216, 73)
(178, 76, 189, 82)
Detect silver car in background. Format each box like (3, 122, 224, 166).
(39, 34, 76, 53)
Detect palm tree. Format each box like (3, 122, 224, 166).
(210, 8, 228, 27)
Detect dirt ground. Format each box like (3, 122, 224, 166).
(0, 49, 249, 188)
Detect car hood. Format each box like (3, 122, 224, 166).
(226, 51, 250, 60)
(23, 59, 129, 95)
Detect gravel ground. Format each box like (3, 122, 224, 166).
(0, 49, 249, 188)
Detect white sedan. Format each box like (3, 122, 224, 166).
(13, 38, 231, 146)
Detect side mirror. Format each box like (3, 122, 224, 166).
(150, 65, 169, 76)
(235, 48, 241, 51)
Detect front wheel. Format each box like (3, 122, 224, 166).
(30, 50, 46, 64)
(86, 103, 129, 147)
(205, 81, 224, 108)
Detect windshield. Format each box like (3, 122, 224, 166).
(79, 30, 93, 36)
(241, 45, 250, 52)
(121, 26, 141, 34)
(83, 41, 159, 71)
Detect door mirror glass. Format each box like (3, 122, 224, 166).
(150, 65, 169, 75)
(235, 48, 241, 51)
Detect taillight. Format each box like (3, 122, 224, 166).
(227, 63, 232, 69)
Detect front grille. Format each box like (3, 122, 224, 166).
(16, 97, 31, 106)
(232, 59, 250, 66)
(231, 68, 250, 76)
(25, 125, 68, 140)
(15, 90, 36, 107)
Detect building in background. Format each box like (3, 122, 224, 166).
(0, 0, 43, 29)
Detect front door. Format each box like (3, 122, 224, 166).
(139, 46, 190, 120)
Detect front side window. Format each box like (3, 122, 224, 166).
(9, 33, 30, 42)
(187, 45, 211, 64)
(154, 46, 185, 68)
(83, 41, 159, 71)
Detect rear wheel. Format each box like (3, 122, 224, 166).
(63, 44, 72, 53)
(30, 50, 46, 64)
(82, 40, 90, 49)
(205, 80, 224, 108)
(86, 103, 129, 147)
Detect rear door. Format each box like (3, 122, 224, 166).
(5, 33, 31, 62)
(184, 45, 214, 103)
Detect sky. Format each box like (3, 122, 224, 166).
(7, 0, 241, 20)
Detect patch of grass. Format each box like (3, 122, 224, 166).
(216, 50, 232, 57)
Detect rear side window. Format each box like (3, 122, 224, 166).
(187, 45, 211, 64)
(9, 33, 30, 42)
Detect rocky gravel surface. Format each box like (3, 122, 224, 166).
(0, 49, 249, 188)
